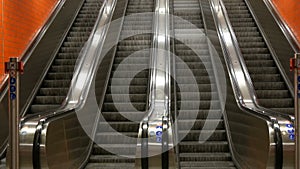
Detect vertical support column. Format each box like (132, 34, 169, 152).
(5, 58, 23, 169)
(290, 53, 300, 169)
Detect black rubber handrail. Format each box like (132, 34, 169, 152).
(141, 122, 149, 169)
(162, 116, 169, 169)
(274, 124, 283, 169)
(32, 123, 43, 169)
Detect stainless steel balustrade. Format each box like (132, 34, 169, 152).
(206, 0, 294, 168)
(18, 0, 117, 168)
(136, 0, 176, 168)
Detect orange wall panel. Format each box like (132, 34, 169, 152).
(0, 1, 3, 83)
(272, 0, 300, 43)
(0, 0, 59, 84)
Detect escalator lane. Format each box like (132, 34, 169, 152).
(84, 0, 154, 168)
(30, 0, 103, 114)
(173, 0, 236, 168)
(223, 0, 294, 115)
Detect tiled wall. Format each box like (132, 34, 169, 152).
(0, 0, 59, 83)
(272, 0, 300, 44)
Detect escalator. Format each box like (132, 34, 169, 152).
(84, 0, 153, 168)
(222, 0, 294, 115)
(173, 0, 236, 168)
(29, 0, 103, 114)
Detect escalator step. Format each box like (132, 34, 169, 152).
(92, 144, 137, 156)
(106, 86, 147, 94)
(89, 155, 135, 163)
(39, 88, 69, 95)
(34, 96, 65, 104)
(102, 103, 146, 112)
(101, 112, 145, 121)
(179, 141, 229, 152)
(180, 152, 232, 161)
(177, 119, 224, 130)
(179, 130, 226, 141)
(94, 132, 138, 144)
(177, 110, 222, 119)
(180, 161, 235, 168)
(85, 163, 135, 169)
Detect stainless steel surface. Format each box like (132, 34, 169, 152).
(208, 0, 294, 168)
(6, 58, 21, 169)
(0, 0, 83, 159)
(136, 0, 176, 168)
(279, 121, 295, 169)
(19, 0, 117, 168)
(19, 120, 38, 169)
(292, 53, 300, 169)
(40, 114, 90, 168)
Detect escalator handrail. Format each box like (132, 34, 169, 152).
(263, 0, 300, 53)
(209, 0, 285, 168)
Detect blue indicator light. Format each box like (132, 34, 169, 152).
(156, 131, 162, 136)
(289, 134, 295, 141)
(298, 76, 300, 82)
(10, 78, 16, 84)
(287, 129, 295, 134)
(156, 137, 162, 143)
(156, 126, 163, 129)
(10, 86, 16, 92)
(286, 124, 293, 128)
(10, 93, 16, 100)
